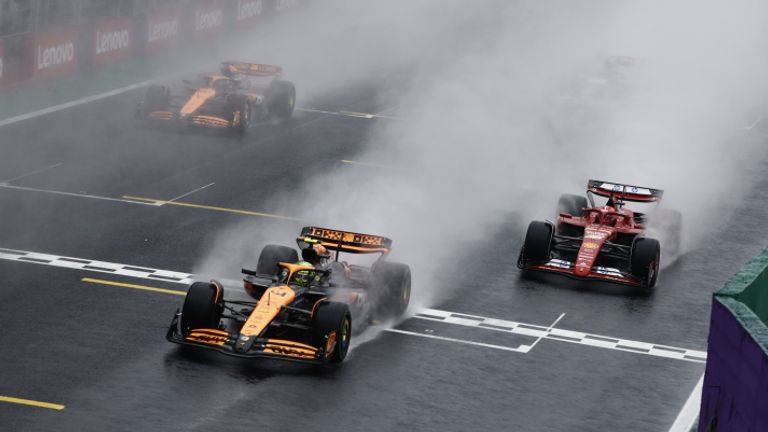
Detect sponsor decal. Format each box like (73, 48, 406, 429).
(31, 29, 78, 78)
(237, 0, 263, 21)
(93, 18, 132, 65)
(147, 7, 180, 50)
(583, 242, 599, 250)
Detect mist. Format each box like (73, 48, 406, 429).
(195, 0, 768, 311)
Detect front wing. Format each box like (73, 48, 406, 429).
(143, 110, 235, 129)
(519, 258, 642, 286)
(166, 311, 330, 365)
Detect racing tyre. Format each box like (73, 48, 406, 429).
(631, 237, 660, 288)
(312, 302, 351, 363)
(373, 261, 411, 318)
(226, 94, 251, 134)
(142, 85, 170, 116)
(519, 221, 553, 266)
(557, 193, 588, 216)
(267, 80, 296, 121)
(180, 281, 223, 333)
(256, 244, 299, 275)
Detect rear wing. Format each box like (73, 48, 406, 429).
(587, 179, 663, 203)
(296, 226, 392, 254)
(221, 61, 283, 78)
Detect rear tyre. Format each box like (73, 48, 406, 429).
(180, 281, 223, 333)
(312, 302, 351, 363)
(631, 237, 660, 288)
(557, 193, 588, 216)
(256, 244, 298, 275)
(372, 261, 411, 319)
(142, 85, 170, 116)
(267, 80, 296, 121)
(519, 221, 553, 266)
(226, 94, 251, 134)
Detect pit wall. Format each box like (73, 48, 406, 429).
(698, 249, 768, 431)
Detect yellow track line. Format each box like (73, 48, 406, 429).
(0, 395, 65, 410)
(82, 277, 185, 296)
(122, 196, 301, 221)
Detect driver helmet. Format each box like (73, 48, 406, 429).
(292, 261, 317, 287)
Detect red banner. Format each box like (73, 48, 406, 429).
(30, 28, 79, 78)
(235, 0, 264, 26)
(193, 0, 225, 36)
(147, 7, 181, 51)
(93, 17, 133, 66)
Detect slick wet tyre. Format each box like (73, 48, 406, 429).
(180, 282, 223, 333)
(631, 237, 661, 288)
(373, 261, 411, 319)
(143, 85, 170, 116)
(520, 221, 553, 265)
(226, 94, 251, 134)
(312, 302, 351, 363)
(256, 244, 298, 275)
(267, 80, 296, 121)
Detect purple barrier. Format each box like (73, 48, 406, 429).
(699, 298, 768, 431)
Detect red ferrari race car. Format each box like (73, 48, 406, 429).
(517, 180, 681, 289)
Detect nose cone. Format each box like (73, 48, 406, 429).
(574, 261, 591, 277)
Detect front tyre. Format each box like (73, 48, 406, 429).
(518, 221, 553, 267)
(256, 244, 298, 275)
(312, 302, 351, 363)
(180, 281, 223, 333)
(226, 94, 251, 134)
(631, 237, 660, 288)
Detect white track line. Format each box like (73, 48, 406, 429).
(668, 373, 704, 432)
(413, 308, 707, 363)
(166, 182, 215, 203)
(0, 246, 708, 363)
(0, 162, 63, 184)
(0, 184, 160, 206)
(0, 81, 152, 128)
(296, 107, 397, 120)
(523, 312, 566, 353)
(385, 328, 528, 352)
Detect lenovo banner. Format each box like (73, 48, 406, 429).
(147, 7, 181, 51)
(31, 28, 79, 78)
(92, 18, 133, 66)
(235, 0, 264, 26)
(193, 1, 225, 36)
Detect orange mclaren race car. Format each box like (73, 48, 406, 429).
(137, 61, 295, 133)
(166, 227, 412, 364)
(518, 179, 681, 289)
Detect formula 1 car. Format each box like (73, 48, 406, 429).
(166, 227, 411, 364)
(138, 61, 295, 133)
(517, 180, 680, 288)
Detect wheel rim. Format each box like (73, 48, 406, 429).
(340, 317, 350, 350)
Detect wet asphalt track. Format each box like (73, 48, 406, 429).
(1, 76, 767, 432)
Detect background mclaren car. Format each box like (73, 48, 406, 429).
(167, 227, 412, 364)
(137, 61, 295, 133)
(518, 179, 682, 289)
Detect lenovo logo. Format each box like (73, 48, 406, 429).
(148, 19, 178, 42)
(195, 9, 223, 31)
(37, 42, 75, 70)
(237, 0, 263, 20)
(95, 30, 130, 54)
